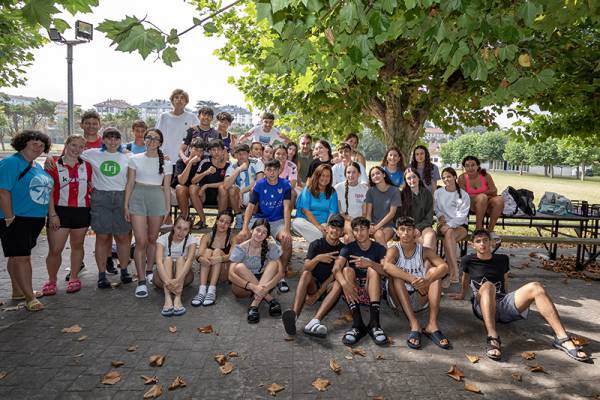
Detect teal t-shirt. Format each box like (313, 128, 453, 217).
(295, 188, 339, 224)
(0, 153, 53, 218)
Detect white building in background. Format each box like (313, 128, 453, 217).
(216, 105, 253, 128)
(93, 99, 132, 115)
(135, 99, 172, 121)
(2, 93, 36, 106)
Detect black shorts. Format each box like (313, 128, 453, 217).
(204, 187, 219, 207)
(53, 206, 91, 229)
(0, 216, 45, 257)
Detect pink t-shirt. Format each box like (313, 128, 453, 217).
(279, 160, 298, 183)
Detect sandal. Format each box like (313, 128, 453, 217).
(41, 281, 57, 296)
(14, 290, 44, 300)
(247, 306, 260, 324)
(282, 310, 296, 335)
(342, 327, 367, 346)
(303, 322, 327, 339)
(277, 279, 289, 293)
(368, 326, 389, 346)
(25, 298, 44, 312)
(191, 290, 206, 307)
(486, 336, 502, 361)
(406, 330, 422, 350)
(66, 279, 82, 294)
(160, 307, 174, 317)
(422, 329, 452, 350)
(173, 306, 186, 316)
(268, 299, 282, 317)
(553, 336, 591, 363)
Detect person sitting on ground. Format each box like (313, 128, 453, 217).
(192, 210, 236, 307)
(223, 143, 264, 228)
(282, 214, 345, 336)
(189, 139, 230, 229)
(457, 155, 504, 242)
(238, 159, 293, 293)
(125, 120, 148, 154)
(335, 162, 368, 243)
(410, 145, 440, 193)
(381, 146, 406, 187)
(154, 216, 197, 317)
(383, 217, 451, 350)
(262, 143, 274, 164)
(292, 164, 339, 243)
(400, 168, 436, 251)
(434, 167, 470, 285)
(44, 135, 92, 295)
(344, 133, 367, 169)
(172, 138, 205, 220)
(215, 111, 236, 155)
(240, 112, 289, 146)
(275, 144, 298, 204)
(250, 141, 263, 159)
(449, 230, 591, 362)
(365, 166, 402, 245)
(306, 140, 333, 185)
(228, 219, 284, 323)
(179, 106, 218, 162)
(331, 142, 367, 187)
(334, 216, 389, 346)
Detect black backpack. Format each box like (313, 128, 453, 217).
(507, 186, 536, 216)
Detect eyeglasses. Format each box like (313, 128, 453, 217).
(144, 136, 161, 142)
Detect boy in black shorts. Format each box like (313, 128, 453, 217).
(334, 216, 388, 346)
(449, 230, 591, 362)
(282, 214, 345, 336)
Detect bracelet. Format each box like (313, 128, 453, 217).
(244, 281, 249, 290)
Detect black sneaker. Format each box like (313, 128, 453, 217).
(247, 306, 260, 324)
(106, 257, 117, 274)
(97, 277, 111, 289)
(268, 299, 282, 317)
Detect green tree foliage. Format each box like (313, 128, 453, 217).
(524, 137, 563, 178)
(503, 138, 528, 175)
(0, 96, 57, 137)
(559, 137, 600, 181)
(477, 130, 507, 169)
(102, 108, 141, 142)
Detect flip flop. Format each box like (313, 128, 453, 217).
(486, 336, 502, 361)
(406, 330, 422, 349)
(173, 306, 186, 316)
(160, 307, 174, 317)
(282, 310, 296, 335)
(25, 298, 44, 312)
(422, 329, 452, 350)
(553, 337, 591, 363)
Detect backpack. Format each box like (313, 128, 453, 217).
(538, 192, 572, 216)
(501, 186, 536, 216)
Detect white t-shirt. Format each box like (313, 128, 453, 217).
(128, 153, 172, 185)
(157, 232, 198, 259)
(156, 111, 200, 162)
(434, 187, 471, 228)
(334, 181, 369, 218)
(331, 162, 368, 187)
(225, 158, 264, 206)
(82, 149, 130, 191)
(247, 126, 285, 146)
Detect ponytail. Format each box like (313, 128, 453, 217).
(344, 180, 349, 215)
(158, 148, 165, 175)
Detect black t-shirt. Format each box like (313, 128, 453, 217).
(182, 126, 219, 147)
(339, 240, 387, 279)
(171, 158, 202, 188)
(198, 159, 229, 187)
(306, 237, 344, 283)
(307, 159, 333, 178)
(461, 254, 510, 295)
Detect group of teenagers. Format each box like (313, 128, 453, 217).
(0, 88, 591, 363)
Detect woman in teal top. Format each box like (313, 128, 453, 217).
(292, 164, 339, 243)
(0, 130, 54, 312)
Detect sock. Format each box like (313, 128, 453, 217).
(199, 285, 207, 295)
(305, 318, 319, 330)
(208, 285, 216, 293)
(145, 270, 153, 276)
(120, 267, 129, 276)
(98, 271, 106, 280)
(368, 301, 381, 328)
(138, 279, 147, 286)
(349, 303, 364, 329)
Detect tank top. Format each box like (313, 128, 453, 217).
(394, 243, 425, 292)
(208, 229, 232, 254)
(220, 132, 232, 153)
(464, 174, 488, 195)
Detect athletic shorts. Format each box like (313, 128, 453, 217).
(342, 275, 384, 306)
(90, 189, 130, 235)
(249, 217, 286, 241)
(471, 291, 529, 324)
(203, 187, 219, 208)
(128, 184, 167, 216)
(54, 206, 90, 229)
(0, 216, 45, 257)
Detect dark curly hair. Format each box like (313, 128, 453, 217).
(410, 145, 434, 185)
(381, 146, 406, 171)
(462, 155, 487, 176)
(11, 130, 51, 153)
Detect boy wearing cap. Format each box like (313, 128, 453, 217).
(282, 214, 345, 336)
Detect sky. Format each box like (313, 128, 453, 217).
(3, 0, 247, 110)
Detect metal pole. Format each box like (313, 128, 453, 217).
(67, 43, 74, 136)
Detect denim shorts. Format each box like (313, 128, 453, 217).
(471, 291, 529, 324)
(90, 189, 130, 235)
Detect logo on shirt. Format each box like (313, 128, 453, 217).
(29, 175, 52, 205)
(100, 160, 121, 177)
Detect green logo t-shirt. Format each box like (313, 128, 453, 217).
(100, 160, 121, 177)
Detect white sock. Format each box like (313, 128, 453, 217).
(208, 285, 216, 293)
(305, 318, 319, 330)
(199, 285, 207, 295)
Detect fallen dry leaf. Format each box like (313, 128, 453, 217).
(126, 345, 137, 352)
(521, 351, 536, 360)
(169, 325, 177, 333)
(143, 384, 163, 399)
(110, 282, 120, 288)
(329, 358, 341, 374)
(387, 337, 395, 345)
(197, 325, 213, 334)
(284, 336, 295, 341)
(528, 364, 547, 373)
(464, 382, 482, 394)
(350, 347, 366, 357)
(227, 351, 239, 357)
(141, 375, 159, 385)
(571, 336, 589, 346)
(344, 355, 353, 360)
(149, 355, 165, 367)
(214, 354, 227, 366)
(267, 383, 285, 396)
(219, 362, 234, 375)
(466, 354, 480, 364)
(111, 360, 124, 368)
(312, 377, 330, 392)
(447, 365, 465, 381)
(168, 376, 186, 390)
(340, 311, 353, 322)
(512, 373, 522, 382)
(73, 353, 84, 358)
(375, 354, 385, 360)
(0, 371, 7, 380)
(77, 335, 88, 342)
(101, 371, 121, 385)
(285, 269, 297, 278)
(372, 397, 384, 400)
(61, 324, 82, 333)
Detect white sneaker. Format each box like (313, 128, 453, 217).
(135, 284, 149, 298)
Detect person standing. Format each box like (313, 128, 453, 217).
(125, 120, 148, 154)
(179, 106, 219, 161)
(156, 88, 199, 164)
(296, 134, 313, 187)
(80, 110, 103, 150)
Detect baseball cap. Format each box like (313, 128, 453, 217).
(327, 214, 345, 228)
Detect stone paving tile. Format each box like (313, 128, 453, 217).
(0, 239, 599, 399)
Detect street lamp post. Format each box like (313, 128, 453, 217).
(48, 21, 93, 136)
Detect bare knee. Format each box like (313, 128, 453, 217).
(527, 281, 546, 297)
(479, 281, 496, 294)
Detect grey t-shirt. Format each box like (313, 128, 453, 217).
(365, 186, 402, 228)
(417, 164, 440, 193)
(229, 241, 282, 275)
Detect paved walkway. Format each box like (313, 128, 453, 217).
(0, 237, 598, 399)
